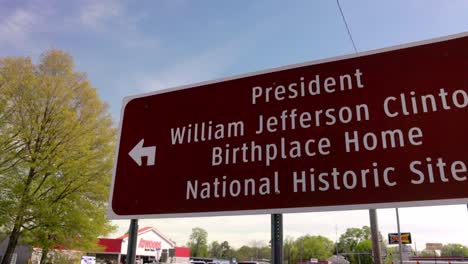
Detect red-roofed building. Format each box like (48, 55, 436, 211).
(88, 227, 190, 264)
(116, 227, 152, 239)
(26, 227, 189, 263)
(98, 238, 123, 253)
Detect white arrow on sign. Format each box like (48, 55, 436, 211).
(128, 139, 156, 166)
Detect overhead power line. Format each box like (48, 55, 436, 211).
(336, 0, 358, 53)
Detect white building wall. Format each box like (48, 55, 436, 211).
(120, 230, 174, 259)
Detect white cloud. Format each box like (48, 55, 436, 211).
(119, 32, 160, 49)
(79, 0, 123, 29)
(138, 48, 232, 93)
(134, 1, 302, 94)
(0, 8, 38, 47)
(0, 0, 56, 56)
(0, 0, 160, 59)
(136, 21, 266, 93)
(78, 0, 160, 50)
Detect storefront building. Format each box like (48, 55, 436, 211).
(95, 226, 190, 264)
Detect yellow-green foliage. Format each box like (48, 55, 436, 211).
(0, 50, 116, 264)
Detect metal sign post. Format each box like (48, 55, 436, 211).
(127, 219, 139, 264)
(271, 214, 283, 264)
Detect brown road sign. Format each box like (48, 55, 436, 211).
(108, 33, 468, 219)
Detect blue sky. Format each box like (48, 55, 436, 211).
(3, 0, 468, 118)
(1, 0, 467, 248)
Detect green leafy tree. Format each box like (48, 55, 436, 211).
(209, 241, 222, 258)
(233, 241, 270, 261)
(295, 235, 334, 261)
(384, 246, 397, 264)
(284, 236, 295, 264)
(249, 240, 270, 260)
(258, 246, 271, 261)
(188, 227, 209, 257)
(235, 245, 254, 261)
(337, 226, 371, 252)
(337, 226, 372, 264)
(355, 239, 373, 264)
(441, 244, 468, 256)
(220, 241, 232, 259)
(0, 50, 116, 264)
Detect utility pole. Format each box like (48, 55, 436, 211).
(369, 209, 383, 264)
(414, 239, 418, 255)
(396, 208, 404, 264)
(336, 225, 339, 256)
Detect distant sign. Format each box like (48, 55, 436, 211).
(109, 33, 468, 219)
(388, 233, 412, 244)
(425, 243, 443, 251)
(81, 256, 96, 264)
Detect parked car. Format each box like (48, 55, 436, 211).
(237, 262, 270, 264)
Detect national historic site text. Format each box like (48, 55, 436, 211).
(165, 68, 467, 201)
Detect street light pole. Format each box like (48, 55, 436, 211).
(369, 209, 383, 264)
(396, 208, 404, 264)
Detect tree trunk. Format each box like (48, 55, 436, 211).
(39, 248, 49, 264)
(0, 224, 21, 264)
(1, 168, 35, 264)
